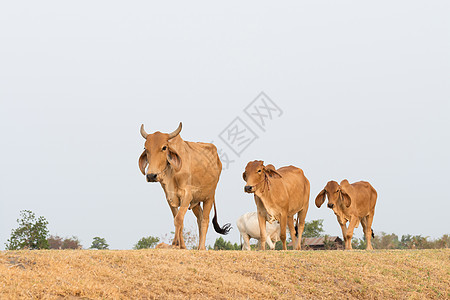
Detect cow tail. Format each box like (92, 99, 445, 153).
(212, 201, 231, 235)
(371, 228, 374, 238)
(294, 214, 299, 238)
(240, 234, 243, 250)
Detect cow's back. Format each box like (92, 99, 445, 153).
(277, 166, 310, 214)
(237, 212, 260, 238)
(185, 141, 221, 173)
(237, 212, 280, 239)
(181, 141, 222, 198)
(350, 181, 377, 213)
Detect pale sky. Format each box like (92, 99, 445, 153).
(1, 1, 449, 249)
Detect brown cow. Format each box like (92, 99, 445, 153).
(243, 161, 310, 250)
(138, 122, 231, 250)
(315, 180, 377, 250)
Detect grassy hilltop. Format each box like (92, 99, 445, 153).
(1, 249, 449, 299)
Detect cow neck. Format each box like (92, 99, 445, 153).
(159, 165, 179, 206)
(168, 135, 183, 150)
(254, 182, 278, 223)
(335, 201, 350, 222)
(255, 174, 271, 194)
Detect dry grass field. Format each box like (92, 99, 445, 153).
(1, 249, 449, 299)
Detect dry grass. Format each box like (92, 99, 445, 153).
(1, 249, 449, 299)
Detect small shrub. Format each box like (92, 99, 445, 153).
(134, 236, 160, 249)
(6, 210, 49, 250)
(90, 237, 109, 250)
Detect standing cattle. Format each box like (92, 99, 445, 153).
(138, 122, 231, 250)
(243, 161, 310, 250)
(315, 179, 377, 250)
(237, 212, 281, 250)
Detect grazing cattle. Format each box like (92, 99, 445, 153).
(243, 161, 310, 250)
(315, 180, 377, 250)
(237, 212, 281, 250)
(138, 122, 231, 250)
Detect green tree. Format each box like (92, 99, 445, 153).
(370, 232, 399, 249)
(410, 235, 432, 249)
(352, 233, 449, 250)
(213, 237, 240, 250)
(434, 234, 449, 248)
(399, 234, 433, 249)
(5, 210, 49, 250)
(400, 234, 414, 249)
(134, 236, 160, 249)
(90, 237, 109, 250)
(303, 219, 325, 238)
(351, 237, 367, 250)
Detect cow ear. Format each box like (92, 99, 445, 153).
(242, 172, 247, 181)
(167, 147, 182, 171)
(138, 150, 148, 175)
(340, 188, 351, 207)
(265, 164, 276, 171)
(315, 189, 326, 208)
(265, 166, 282, 179)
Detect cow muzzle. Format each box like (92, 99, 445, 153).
(146, 173, 158, 182)
(244, 185, 254, 193)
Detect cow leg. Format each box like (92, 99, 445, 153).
(266, 235, 275, 250)
(173, 206, 188, 249)
(287, 216, 297, 250)
(360, 216, 369, 249)
(242, 234, 251, 250)
(295, 210, 307, 250)
(257, 212, 267, 250)
(279, 215, 287, 250)
(174, 190, 194, 249)
(191, 204, 203, 248)
(167, 205, 184, 248)
(339, 221, 348, 248)
(197, 199, 213, 250)
(364, 214, 375, 250)
(179, 222, 186, 249)
(345, 217, 359, 250)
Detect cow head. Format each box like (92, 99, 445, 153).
(242, 160, 282, 193)
(315, 180, 352, 209)
(138, 122, 183, 182)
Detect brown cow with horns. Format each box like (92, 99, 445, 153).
(138, 122, 231, 250)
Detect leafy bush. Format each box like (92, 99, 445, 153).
(134, 236, 160, 249)
(6, 210, 49, 250)
(351, 232, 449, 249)
(213, 237, 240, 250)
(90, 237, 109, 250)
(303, 219, 325, 238)
(48, 235, 82, 249)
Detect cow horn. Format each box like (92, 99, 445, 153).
(140, 124, 149, 139)
(168, 122, 182, 139)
